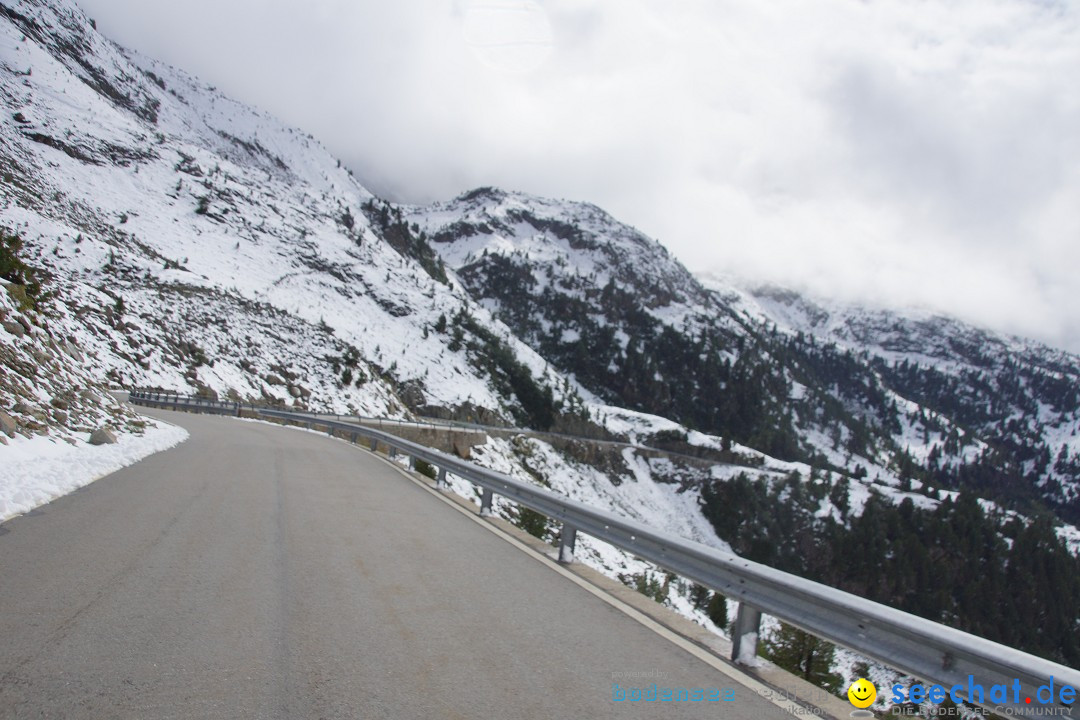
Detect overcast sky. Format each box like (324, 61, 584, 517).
(77, 0, 1080, 352)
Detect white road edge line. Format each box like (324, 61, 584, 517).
(224, 415, 816, 717)
(365, 447, 811, 718)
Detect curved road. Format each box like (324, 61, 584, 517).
(0, 409, 799, 719)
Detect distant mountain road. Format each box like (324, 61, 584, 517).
(0, 409, 800, 719)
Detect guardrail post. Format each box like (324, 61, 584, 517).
(408, 455, 415, 471)
(480, 487, 494, 517)
(388, 446, 397, 459)
(558, 524, 577, 564)
(436, 468, 447, 489)
(369, 437, 378, 452)
(731, 603, 762, 666)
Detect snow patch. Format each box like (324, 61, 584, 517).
(0, 417, 189, 522)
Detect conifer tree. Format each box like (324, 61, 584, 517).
(762, 623, 843, 693)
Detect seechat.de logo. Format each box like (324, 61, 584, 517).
(891, 676, 1077, 708)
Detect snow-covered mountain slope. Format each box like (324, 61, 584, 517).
(0, 265, 137, 445)
(0, 0, 735, 573)
(414, 186, 1080, 523)
(414, 186, 716, 316)
(10, 0, 1075, 532)
(409, 188, 779, 440)
(712, 278, 1080, 520)
(0, 0, 582, 425)
(719, 277, 1078, 375)
(0, 249, 187, 520)
(3, 0, 1079, 676)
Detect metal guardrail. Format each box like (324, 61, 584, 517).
(131, 390, 1079, 714)
(122, 390, 736, 469)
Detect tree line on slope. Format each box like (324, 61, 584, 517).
(700, 472, 1080, 666)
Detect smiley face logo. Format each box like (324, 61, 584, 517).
(847, 678, 877, 708)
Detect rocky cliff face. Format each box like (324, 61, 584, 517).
(0, 271, 142, 445)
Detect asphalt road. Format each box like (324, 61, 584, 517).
(0, 409, 799, 719)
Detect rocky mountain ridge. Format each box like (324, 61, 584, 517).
(414, 189, 1080, 524)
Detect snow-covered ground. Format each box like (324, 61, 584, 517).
(0, 416, 188, 522)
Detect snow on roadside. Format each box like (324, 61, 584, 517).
(0, 417, 189, 522)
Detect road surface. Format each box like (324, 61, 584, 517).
(0, 408, 801, 719)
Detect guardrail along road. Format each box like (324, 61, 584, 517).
(0, 407, 801, 719)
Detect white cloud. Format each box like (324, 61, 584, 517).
(77, 0, 1080, 351)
